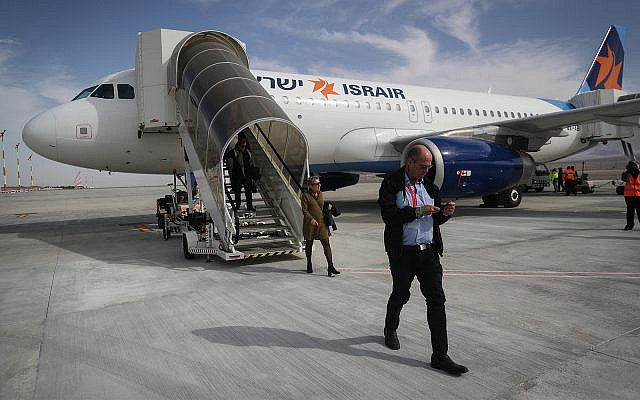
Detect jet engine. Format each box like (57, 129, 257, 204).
(404, 137, 535, 207)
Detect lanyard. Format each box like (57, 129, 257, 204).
(406, 183, 418, 207)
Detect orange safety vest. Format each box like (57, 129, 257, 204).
(624, 174, 640, 196)
(564, 168, 577, 181)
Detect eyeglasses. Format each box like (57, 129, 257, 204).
(310, 182, 321, 186)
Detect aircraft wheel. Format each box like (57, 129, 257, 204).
(501, 187, 522, 208)
(482, 194, 500, 208)
(535, 187, 544, 192)
(183, 234, 194, 259)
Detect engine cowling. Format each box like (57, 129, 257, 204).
(316, 172, 360, 191)
(403, 137, 535, 198)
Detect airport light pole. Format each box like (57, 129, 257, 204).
(15, 142, 21, 192)
(28, 154, 34, 190)
(1, 130, 7, 193)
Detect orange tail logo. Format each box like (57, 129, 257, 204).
(595, 44, 622, 89)
(309, 78, 339, 99)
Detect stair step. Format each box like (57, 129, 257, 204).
(234, 236, 297, 248)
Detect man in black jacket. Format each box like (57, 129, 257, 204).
(378, 144, 468, 376)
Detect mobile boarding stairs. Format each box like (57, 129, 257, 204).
(138, 29, 308, 260)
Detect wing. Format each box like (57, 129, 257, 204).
(390, 97, 640, 152)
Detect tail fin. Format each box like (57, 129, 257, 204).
(577, 25, 626, 94)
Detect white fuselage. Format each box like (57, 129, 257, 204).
(23, 69, 587, 175)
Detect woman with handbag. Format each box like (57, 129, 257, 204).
(301, 176, 340, 276)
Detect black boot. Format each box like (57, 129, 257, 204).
(328, 264, 340, 277)
(384, 328, 400, 350)
(306, 261, 313, 273)
(431, 354, 468, 376)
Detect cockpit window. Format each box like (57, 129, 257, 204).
(90, 84, 114, 99)
(117, 84, 135, 99)
(72, 85, 98, 101)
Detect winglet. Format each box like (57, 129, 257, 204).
(577, 25, 626, 94)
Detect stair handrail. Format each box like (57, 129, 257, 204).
(255, 124, 304, 193)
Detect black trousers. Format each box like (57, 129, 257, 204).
(625, 196, 640, 227)
(233, 181, 253, 210)
(385, 246, 448, 356)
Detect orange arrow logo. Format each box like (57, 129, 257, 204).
(309, 78, 339, 99)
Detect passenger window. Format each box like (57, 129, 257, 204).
(72, 85, 98, 101)
(459, 108, 464, 115)
(510, 112, 515, 118)
(385, 103, 391, 111)
(376, 102, 381, 110)
(490, 110, 494, 117)
(283, 96, 289, 104)
(443, 107, 448, 114)
(504, 111, 508, 117)
(396, 104, 401, 111)
(517, 112, 521, 118)
(90, 84, 114, 99)
(117, 84, 135, 99)
(452, 108, 456, 115)
(435, 106, 439, 113)
(467, 108, 472, 115)
(295, 97, 302, 104)
(497, 111, 502, 117)
(354, 101, 360, 108)
(424, 105, 430, 114)
(365, 102, 371, 109)
(475, 109, 479, 116)
(482, 110, 487, 117)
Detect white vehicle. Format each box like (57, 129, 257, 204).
(522, 164, 550, 192)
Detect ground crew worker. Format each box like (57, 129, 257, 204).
(623, 161, 640, 231)
(563, 166, 578, 196)
(550, 168, 559, 192)
(557, 167, 564, 192)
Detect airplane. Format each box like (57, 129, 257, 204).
(22, 25, 640, 209)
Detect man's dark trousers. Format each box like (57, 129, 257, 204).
(384, 246, 448, 356)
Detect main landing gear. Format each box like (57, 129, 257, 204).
(481, 186, 522, 208)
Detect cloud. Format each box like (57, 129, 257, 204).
(416, 0, 485, 51)
(305, 25, 583, 99)
(250, 56, 299, 74)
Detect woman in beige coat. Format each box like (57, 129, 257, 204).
(301, 176, 340, 276)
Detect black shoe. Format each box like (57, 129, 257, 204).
(306, 263, 313, 273)
(384, 328, 400, 350)
(431, 354, 468, 375)
(624, 225, 633, 231)
(247, 206, 256, 212)
(328, 265, 340, 277)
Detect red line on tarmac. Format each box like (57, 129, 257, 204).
(339, 268, 640, 278)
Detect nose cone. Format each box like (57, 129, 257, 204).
(23, 110, 57, 161)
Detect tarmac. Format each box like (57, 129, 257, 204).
(0, 182, 638, 399)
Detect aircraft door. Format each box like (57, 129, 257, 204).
(407, 100, 418, 123)
(421, 101, 432, 123)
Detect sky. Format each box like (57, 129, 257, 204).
(1, 0, 639, 187)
